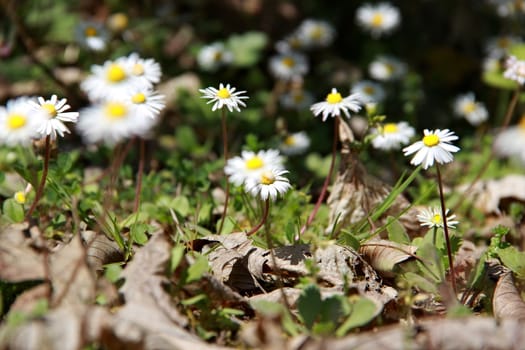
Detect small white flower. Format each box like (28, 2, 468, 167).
(369, 55, 407, 81)
(453, 93, 488, 126)
(279, 89, 314, 110)
(199, 83, 249, 112)
(403, 129, 460, 169)
(370, 121, 415, 151)
(197, 42, 234, 71)
(482, 56, 501, 73)
(0, 97, 47, 146)
(295, 19, 335, 49)
(76, 100, 154, 145)
(493, 116, 525, 163)
(268, 52, 309, 81)
(75, 21, 108, 51)
(417, 207, 459, 229)
(225, 149, 284, 186)
(124, 53, 162, 85)
(81, 59, 149, 101)
(275, 33, 305, 53)
(245, 168, 291, 201)
(356, 2, 401, 38)
(503, 55, 525, 85)
(280, 131, 311, 156)
(126, 89, 166, 119)
(485, 35, 521, 59)
(29, 94, 79, 139)
(351, 80, 386, 103)
(310, 88, 363, 121)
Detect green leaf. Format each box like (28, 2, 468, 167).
(2, 198, 25, 223)
(482, 70, 518, 90)
(336, 297, 377, 336)
(104, 263, 123, 283)
(339, 231, 361, 251)
(171, 196, 191, 217)
(227, 31, 267, 67)
(297, 284, 322, 330)
(181, 294, 207, 306)
(130, 223, 149, 245)
(496, 246, 525, 279)
(170, 245, 185, 272)
(386, 216, 411, 244)
(403, 271, 438, 294)
(186, 254, 209, 283)
(509, 43, 525, 60)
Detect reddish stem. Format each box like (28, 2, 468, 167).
(218, 109, 230, 234)
(134, 138, 145, 212)
(246, 199, 270, 236)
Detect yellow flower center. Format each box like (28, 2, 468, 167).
(497, 37, 510, 49)
(422, 134, 440, 147)
(260, 171, 275, 185)
(310, 26, 324, 40)
(213, 51, 223, 61)
(385, 63, 394, 74)
(217, 87, 231, 99)
(14, 191, 26, 204)
(104, 102, 127, 119)
(518, 116, 525, 130)
(431, 214, 442, 225)
(84, 27, 98, 37)
(371, 13, 384, 27)
(108, 13, 129, 31)
(246, 156, 263, 170)
(42, 103, 57, 117)
(364, 86, 375, 95)
(462, 102, 476, 114)
(132, 63, 144, 76)
(7, 114, 26, 129)
(106, 64, 126, 82)
(282, 57, 295, 68)
(326, 91, 342, 104)
(284, 135, 295, 145)
(132, 92, 146, 104)
(383, 123, 398, 134)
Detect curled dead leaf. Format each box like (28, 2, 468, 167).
(493, 271, 525, 320)
(359, 239, 417, 277)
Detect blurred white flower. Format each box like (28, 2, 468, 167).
(125, 53, 162, 85)
(369, 55, 407, 81)
(485, 35, 522, 59)
(280, 131, 310, 156)
(453, 93, 488, 126)
(268, 52, 309, 81)
(356, 2, 401, 38)
(351, 80, 386, 103)
(126, 89, 165, 120)
(295, 19, 335, 49)
(279, 89, 314, 110)
(0, 97, 47, 146)
(370, 121, 414, 151)
(493, 116, 525, 164)
(75, 21, 108, 51)
(197, 42, 234, 71)
(504, 55, 525, 85)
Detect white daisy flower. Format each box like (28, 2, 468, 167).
(482, 56, 501, 73)
(503, 55, 525, 85)
(29, 94, 79, 140)
(453, 93, 488, 126)
(370, 121, 415, 151)
(197, 42, 234, 72)
(126, 89, 166, 119)
(0, 97, 47, 146)
(310, 88, 363, 121)
(275, 33, 305, 53)
(279, 89, 314, 110)
(245, 168, 291, 201)
(417, 207, 459, 229)
(268, 52, 309, 81)
(369, 55, 407, 81)
(493, 116, 525, 163)
(403, 129, 460, 169)
(485, 35, 522, 59)
(356, 2, 401, 38)
(81, 59, 149, 101)
(351, 80, 386, 103)
(224, 149, 284, 186)
(75, 21, 108, 52)
(124, 53, 162, 85)
(76, 100, 153, 145)
(295, 19, 335, 49)
(280, 131, 311, 156)
(199, 83, 249, 112)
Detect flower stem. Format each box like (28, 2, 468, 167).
(299, 116, 339, 236)
(436, 163, 457, 295)
(218, 108, 230, 234)
(134, 138, 145, 212)
(246, 199, 270, 236)
(26, 135, 51, 220)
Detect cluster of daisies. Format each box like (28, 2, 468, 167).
(75, 13, 130, 52)
(77, 53, 165, 145)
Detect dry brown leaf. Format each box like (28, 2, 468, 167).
(294, 317, 525, 350)
(0, 223, 45, 282)
(456, 174, 525, 214)
(327, 120, 423, 237)
(493, 271, 525, 320)
(82, 230, 123, 272)
(359, 239, 417, 277)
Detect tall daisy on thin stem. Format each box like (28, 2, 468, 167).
(403, 129, 460, 294)
(26, 95, 79, 220)
(300, 88, 363, 236)
(199, 83, 249, 234)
